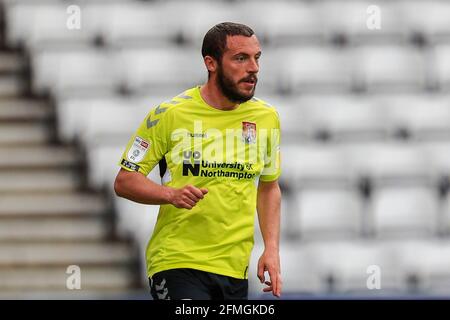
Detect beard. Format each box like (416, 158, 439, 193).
(216, 65, 257, 104)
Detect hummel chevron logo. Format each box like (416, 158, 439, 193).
(157, 288, 169, 300)
(155, 278, 170, 299)
(155, 278, 166, 291)
(155, 105, 168, 114)
(147, 115, 159, 129)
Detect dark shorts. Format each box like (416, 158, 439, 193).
(149, 268, 248, 300)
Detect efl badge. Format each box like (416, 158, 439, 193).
(127, 136, 150, 163)
(242, 121, 257, 144)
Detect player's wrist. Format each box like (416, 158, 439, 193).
(163, 186, 176, 205)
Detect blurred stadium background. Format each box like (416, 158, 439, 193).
(0, 0, 450, 299)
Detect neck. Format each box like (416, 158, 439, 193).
(200, 80, 238, 111)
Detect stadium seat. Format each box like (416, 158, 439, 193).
(372, 186, 439, 238)
(403, 1, 450, 44)
(431, 45, 450, 91)
(99, 2, 183, 46)
(319, 0, 406, 44)
(289, 188, 363, 240)
(344, 142, 430, 184)
(382, 94, 450, 139)
(180, 1, 246, 47)
(4, 2, 94, 48)
(281, 143, 349, 188)
(298, 94, 388, 141)
(354, 45, 427, 92)
(424, 142, 450, 178)
(308, 240, 404, 294)
(117, 47, 206, 94)
(397, 239, 450, 295)
(56, 95, 135, 143)
(236, 1, 323, 45)
(283, 46, 354, 93)
(32, 47, 119, 96)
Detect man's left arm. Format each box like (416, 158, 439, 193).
(256, 179, 282, 298)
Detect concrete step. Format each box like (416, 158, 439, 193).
(0, 75, 24, 97)
(0, 122, 50, 145)
(0, 193, 106, 217)
(0, 265, 136, 292)
(0, 99, 51, 121)
(0, 217, 107, 242)
(0, 145, 78, 169)
(0, 53, 25, 74)
(0, 242, 134, 267)
(0, 169, 80, 193)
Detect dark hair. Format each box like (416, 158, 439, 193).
(201, 22, 255, 62)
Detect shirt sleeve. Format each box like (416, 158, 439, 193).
(259, 110, 281, 182)
(118, 104, 170, 176)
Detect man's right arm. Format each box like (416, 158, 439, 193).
(114, 168, 208, 210)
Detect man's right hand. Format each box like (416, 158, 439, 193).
(167, 185, 208, 210)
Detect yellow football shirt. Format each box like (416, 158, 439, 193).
(119, 86, 281, 279)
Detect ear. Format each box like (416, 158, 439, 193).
(204, 56, 218, 73)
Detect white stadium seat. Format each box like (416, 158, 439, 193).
(372, 187, 439, 238)
(382, 94, 450, 139)
(258, 46, 354, 94)
(180, 1, 246, 47)
(309, 240, 404, 293)
(4, 2, 94, 48)
(298, 94, 388, 141)
(290, 188, 363, 240)
(397, 239, 450, 295)
(319, 0, 406, 43)
(344, 142, 430, 183)
(281, 144, 349, 187)
(99, 2, 182, 46)
(431, 45, 450, 91)
(237, 1, 322, 45)
(32, 47, 119, 96)
(403, 0, 450, 43)
(424, 142, 450, 177)
(56, 95, 137, 143)
(354, 45, 427, 92)
(284, 46, 354, 93)
(117, 47, 206, 94)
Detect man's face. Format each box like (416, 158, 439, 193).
(216, 35, 261, 103)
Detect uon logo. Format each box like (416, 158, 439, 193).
(182, 150, 202, 176)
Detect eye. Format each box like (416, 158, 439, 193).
(236, 56, 246, 62)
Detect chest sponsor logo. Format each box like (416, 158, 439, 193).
(242, 121, 256, 144)
(127, 136, 150, 163)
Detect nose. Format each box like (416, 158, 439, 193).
(247, 57, 259, 74)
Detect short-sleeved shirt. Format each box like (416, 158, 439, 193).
(119, 86, 281, 279)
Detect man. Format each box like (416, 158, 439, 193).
(114, 22, 282, 300)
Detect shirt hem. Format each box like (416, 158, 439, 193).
(148, 263, 248, 280)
